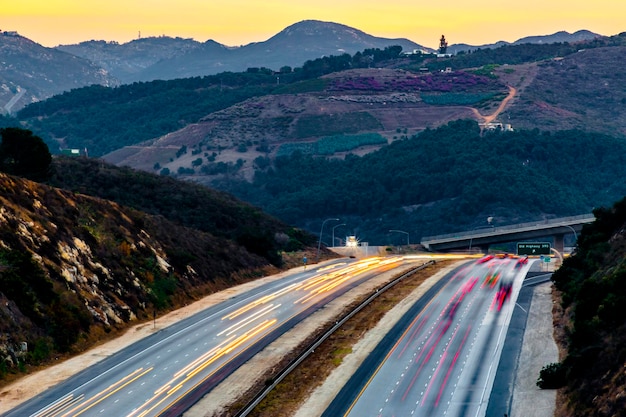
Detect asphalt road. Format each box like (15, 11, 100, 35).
(324, 256, 532, 417)
(4, 256, 423, 417)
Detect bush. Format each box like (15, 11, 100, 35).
(537, 362, 567, 389)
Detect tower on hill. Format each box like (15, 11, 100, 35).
(438, 35, 448, 55)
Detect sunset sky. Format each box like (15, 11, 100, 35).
(3, 0, 624, 49)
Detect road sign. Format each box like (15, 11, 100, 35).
(517, 242, 551, 255)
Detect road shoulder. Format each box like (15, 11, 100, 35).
(509, 282, 558, 417)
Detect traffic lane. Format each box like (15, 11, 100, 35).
(14, 257, 421, 417)
(8, 258, 355, 417)
(336, 257, 526, 417)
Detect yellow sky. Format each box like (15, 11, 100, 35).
(3, 0, 624, 49)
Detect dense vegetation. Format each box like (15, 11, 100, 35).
(420, 33, 626, 72)
(45, 156, 314, 266)
(0, 128, 51, 181)
(212, 120, 626, 244)
(550, 197, 626, 415)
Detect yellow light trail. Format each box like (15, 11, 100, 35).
(218, 303, 281, 337)
(60, 367, 152, 416)
(133, 319, 278, 417)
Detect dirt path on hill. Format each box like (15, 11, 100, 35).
(471, 85, 516, 123)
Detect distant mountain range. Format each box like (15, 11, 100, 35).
(0, 20, 602, 113)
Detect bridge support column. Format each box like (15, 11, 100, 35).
(553, 234, 565, 254)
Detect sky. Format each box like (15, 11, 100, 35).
(3, 0, 625, 49)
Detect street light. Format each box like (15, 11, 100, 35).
(468, 224, 495, 253)
(389, 229, 409, 246)
(317, 218, 340, 261)
(332, 223, 346, 247)
(562, 224, 578, 252)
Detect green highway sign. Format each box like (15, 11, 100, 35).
(517, 242, 551, 255)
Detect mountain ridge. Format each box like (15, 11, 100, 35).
(0, 21, 604, 113)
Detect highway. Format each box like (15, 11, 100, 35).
(5, 256, 423, 417)
(324, 256, 532, 417)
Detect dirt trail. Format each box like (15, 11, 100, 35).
(471, 85, 516, 124)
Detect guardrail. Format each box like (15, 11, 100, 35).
(421, 213, 595, 244)
(233, 260, 437, 417)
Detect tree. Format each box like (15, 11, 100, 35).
(0, 128, 52, 181)
(439, 35, 448, 55)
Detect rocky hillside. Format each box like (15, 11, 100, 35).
(0, 167, 318, 382)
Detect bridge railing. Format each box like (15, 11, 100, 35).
(421, 213, 595, 243)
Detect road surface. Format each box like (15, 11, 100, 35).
(4, 256, 424, 417)
(324, 256, 530, 417)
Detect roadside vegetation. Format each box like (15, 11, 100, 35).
(550, 197, 626, 416)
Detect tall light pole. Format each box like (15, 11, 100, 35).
(389, 229, 409, 246)
(562, 224, 578, 252)
(332, 223, 345, 247)
(317, 218, 340, 261)
(468, 223, 495, 253)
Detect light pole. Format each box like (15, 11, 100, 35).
(562, 224, 578, 251)
(317, 218, 340, 261)
(389, 229, 409, 246)
(332, 223, 345, 247)
(468, 224, 495, 253)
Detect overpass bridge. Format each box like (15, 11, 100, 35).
(421, 214, 595, 254)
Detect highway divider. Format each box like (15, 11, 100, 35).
(234, 259, 437, 417)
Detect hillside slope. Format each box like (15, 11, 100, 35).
(551, 198, 626, 416)
(0, 167, 318, 382)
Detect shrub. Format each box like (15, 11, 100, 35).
(537, 362, 567, 389)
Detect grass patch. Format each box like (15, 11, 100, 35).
(294, 112, 383, 139)
(276, 133, 387, 157)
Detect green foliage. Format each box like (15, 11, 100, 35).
(0, 248, 92, 352)
(216, 120, 626, 243)
(149, 275, 178, 309)
(537, 362, 566, 389)
(276, 133, 387, 156)
(549, 196, 626, 413)
(272, 78, 329, 94)
(421, 92, 497, 105)
(46, 157, 314, 267)
(294, 113, 383, 139)
(0, 127, 52, 181)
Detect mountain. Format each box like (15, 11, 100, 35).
(0, 31, 119, 114)
(0, 22, 607, 114)
(59, 20, 427, 83)
(56, 36, 210, 84)
(447, 29, 602, 54)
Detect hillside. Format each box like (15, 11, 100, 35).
(551, 198, 626, 416)
(503, 46, 626, 135)
(0, 31, 118, 114)
(0, 163, 321, 382)
(102, 67, 503, 174)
